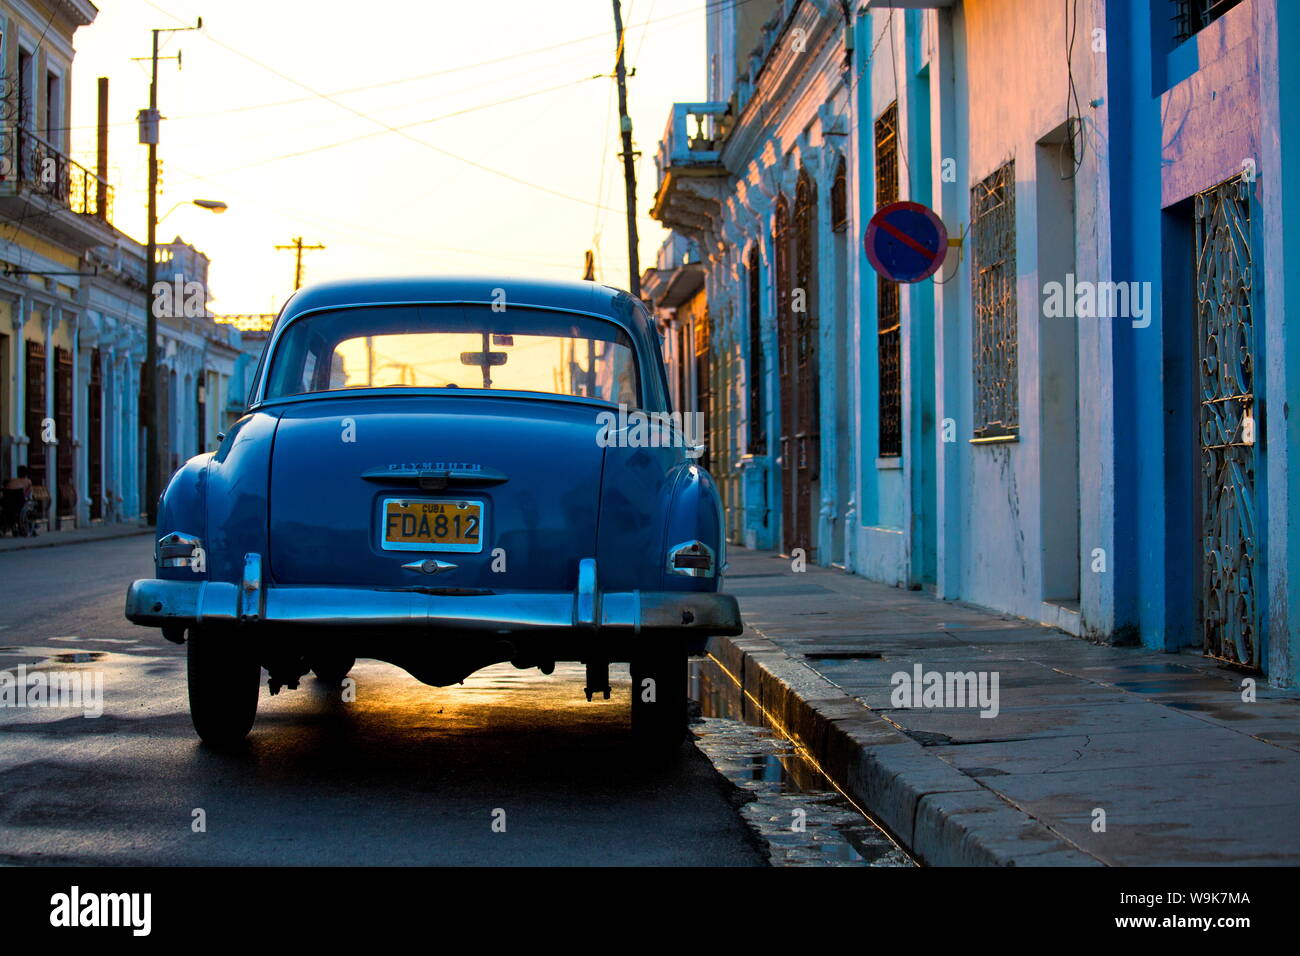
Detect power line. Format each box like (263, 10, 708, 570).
(168, 72, 610, 183)
(160, 156, 585, 270)
(66, 37, 620, 134)
(134, 0, 756, 211)
(133, 0, 749, 115)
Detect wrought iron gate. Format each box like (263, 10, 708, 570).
(55, 347, 74, 518)
(88, 349, 103, 520)
(792, 170, 821, 556)
(772, 175, 820, 557)
(25, 339, 45, 490)
(1195, 173, 1259, 669)
(774, 194, 797, 553)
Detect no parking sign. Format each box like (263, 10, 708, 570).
(864, 201, 949, 283)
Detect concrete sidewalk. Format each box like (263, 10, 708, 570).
(712, 547, 1300, 866)
(0, 521, 152, 553)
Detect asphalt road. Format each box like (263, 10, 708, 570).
(0, 536, 765, 866)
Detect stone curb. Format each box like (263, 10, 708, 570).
(709, 629, 1103, 867)
(0, 525, 153, 553)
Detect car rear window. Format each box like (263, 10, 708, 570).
(263, 304, 640, 406)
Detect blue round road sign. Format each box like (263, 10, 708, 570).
(864, 201, 949, 283)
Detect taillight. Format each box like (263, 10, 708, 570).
(157, 531, 203, 568)
(667, 539, 715, 577)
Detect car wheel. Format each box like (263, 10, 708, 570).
(310, 655, 356, 686)
(187, 626, 260, 747)
(629, 639, 688, 753)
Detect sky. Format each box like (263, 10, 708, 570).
(67, 0, 706, 315)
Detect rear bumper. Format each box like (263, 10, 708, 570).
(124, 577, 742, 638)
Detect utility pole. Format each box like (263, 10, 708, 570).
(139, 17, 201, 526)
(275, 236, 326, 291)
(611, 0, 640, 298)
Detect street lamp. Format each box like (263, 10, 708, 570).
(143, 195, 225, 526)
(158, 198, 228, 220)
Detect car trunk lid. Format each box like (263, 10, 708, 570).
(268, 394, 605, 590)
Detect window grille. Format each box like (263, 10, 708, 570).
(794, 169, 820, 480)
(747, 245, 767, 455)
(875, 103, 902, 457)
(970, 160, 1018, 440)
(695, 310, 711, 473)
(830, 155, 848, 233)
(1171, 0, 1244, 43)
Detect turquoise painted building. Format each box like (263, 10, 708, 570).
(649, 0, 1300, 688)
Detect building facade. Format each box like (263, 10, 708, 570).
(653, 0, 857, 563)
(651, 0, 1300, 687)
(0, 0, 244, 530)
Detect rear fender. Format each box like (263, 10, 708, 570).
(156, 455, 210, 581)
(203, 411, 279, 583)
(595, 441, 725, 593)
(660, 462, 725, 593)
(595, 442, 682, 592)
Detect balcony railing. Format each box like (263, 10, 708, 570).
(654, 102, 728, 194)
(0, 126, 114, 224)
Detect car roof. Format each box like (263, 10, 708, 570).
(277, 275, 652, 337)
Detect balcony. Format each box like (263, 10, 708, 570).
(650, 102, 730, 236)
(0, 126, 116, 250)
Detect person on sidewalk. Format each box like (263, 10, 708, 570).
(1, 466, 36, 537)
(4, 465, 33, 498)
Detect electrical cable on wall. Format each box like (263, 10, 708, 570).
(1062, 0, 1088, 179)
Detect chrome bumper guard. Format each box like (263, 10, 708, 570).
(124, 558, 742, 638)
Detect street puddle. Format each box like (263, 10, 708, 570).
(689, 656, 915, 867)
(53, 652, 108, 664)
(0, 647, 114, 667)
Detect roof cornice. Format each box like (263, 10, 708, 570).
(51, 0, 98, 28)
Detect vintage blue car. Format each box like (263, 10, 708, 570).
(125, 276, 741, 750)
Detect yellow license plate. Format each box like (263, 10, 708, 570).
(381, 498, 484, 552)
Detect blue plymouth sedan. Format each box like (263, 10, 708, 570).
(125, 276, 741, 750)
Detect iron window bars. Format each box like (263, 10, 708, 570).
(970, 160, 1019, 441)
(1171, 0, 1244, 44)
(747, 245, 767, 456)
(876, 104, 902, 457)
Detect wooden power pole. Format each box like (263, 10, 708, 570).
(611, 0, 640, 298)
(275, 236, 326, 290)
(139, 17, 201, 525)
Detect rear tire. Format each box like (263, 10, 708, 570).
(187, 626, 260, 747)
(630, 639, 688, 754)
